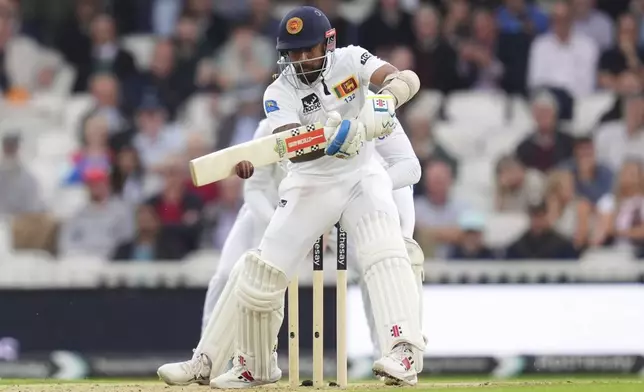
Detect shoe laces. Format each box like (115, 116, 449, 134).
(181, 351, 209, 376)
(389, 343, 414, 369)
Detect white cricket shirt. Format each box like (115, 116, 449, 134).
(263, 45, 387, 176)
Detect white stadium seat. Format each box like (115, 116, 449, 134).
(571, 92, 616, 135)
(63, 94, 94, 134)
(483, 212, 529, 249)
(433, 121, 488, 159)
(444, 91, 508, 126)
(120, 34, 157, 71)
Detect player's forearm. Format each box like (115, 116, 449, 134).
(386, 158, 421, 190)
(377, 70, 421, 109)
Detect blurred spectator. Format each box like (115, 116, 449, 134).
(58, 168, 134, 258)
(414, 160, 467, 258)
(593, 160, 644, 252)
(246, 0, 280, 40)
(458, 9, 505, 91)
(506, 201, 578, 259)
(132, 94, 186, 173)
(215, 89, 263, 150)
(449, 211, 495, 260)
(595, 91, 644, 172)
(560, 136, 613, 204)
(110, 145, 152, 206)
(72, 14, 139, 93)
(151, 0, 182, 37)
(494, 154, 545, 212)
(138, 39, 195, 120)
(55, 0, 100, 69)
(64, 114, 112, 185)
(0, 0, 62, 96)
(312, 0, 358, 47)
(515, 92, 574, 172)
(112, 204, 189, 261)
(146, 155, 203, 254)
(359, 0, 415, 55)
(528, 0, 599, 97)
(496, 0, 549, 36)
(0, 132, 44, 215)
(211, 19, 274, 93)
(183, 0, 229, 54)
(443, 0, 471, 45)
(599, 70, 642, 123)
(185, 132, 219, 205)
(81, 73, 132, 150)
(544, 170, 592, 250)
(411, 5, 462, 92)
(572, 0, 614, 50)
(172, 14, 208, 89)
(204, 176, 243, 250)
(629, 0, 644, 45)
(597, 14, 643, 91)
(387, 46, 415, 76)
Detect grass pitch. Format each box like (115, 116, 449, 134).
(0, 378, 643, 392)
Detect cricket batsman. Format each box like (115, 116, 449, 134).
(160, 6, 424, 388)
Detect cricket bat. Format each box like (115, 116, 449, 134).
(189, 122, 325, 186)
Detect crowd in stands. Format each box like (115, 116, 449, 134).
(0, 0, 644, 263)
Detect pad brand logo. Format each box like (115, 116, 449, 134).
(360, 51, 372, 65)
(373, 98, 389, 112)
(333, 75, 359, 99)
(301, 93, 321, 114)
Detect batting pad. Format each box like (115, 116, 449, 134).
(196, 259, 244, 379)
(355, 212, 425, 355)
(235, 252, 289, 380)
(404, 236, 426, 373)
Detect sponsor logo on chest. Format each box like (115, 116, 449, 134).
(332, 75, 359, 99)
(301, 93, 322, 115)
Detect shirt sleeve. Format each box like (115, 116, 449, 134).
(346, 45, 388, 87)
(263, 84, 301, 131)
(375, 122, 421, 190)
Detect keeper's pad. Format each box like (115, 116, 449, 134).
(196, 259, 244, 378)
(235, 252, 289, 380)
(378, 70, 420, 109)
(356, 212, 425, 356)
(404, 237, 425, 373)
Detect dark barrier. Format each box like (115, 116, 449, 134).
(0, 287, 338, 354)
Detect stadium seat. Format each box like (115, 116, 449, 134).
(433, 121, 486, 159)
(51, 186, 87, 219)
(454, 158, 495, 212)
(444, 91, 509, 126)
(483, 212, 529, 249)
(0, 219, 11, 256)
(406, 89, 443, 120)
(63, 94, 94, 134)
(571, 92, 616, 135)
(120, 34, 157, 71)
(482, 124, 532, 160)
(36, 132, 77, 161)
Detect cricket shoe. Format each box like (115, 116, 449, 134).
(157, 351, 211, 386)
(372, 343, 418, 386)
(210, 352, 281, 389)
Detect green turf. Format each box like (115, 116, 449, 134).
(0, 378, 642, 391)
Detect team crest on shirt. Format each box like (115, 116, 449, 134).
(332, 75, 359, 99)
(301, 93, 322, 114)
